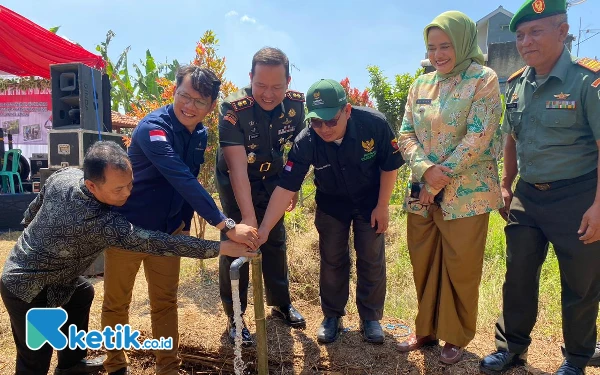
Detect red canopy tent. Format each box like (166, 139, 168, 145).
(0, 5, 104, 78)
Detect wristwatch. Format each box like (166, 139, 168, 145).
(221, 218, 236, 235)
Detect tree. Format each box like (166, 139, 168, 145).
(339, 77, 373, 107)
(367, 66, 423, 133)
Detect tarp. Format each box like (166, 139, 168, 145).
(0, 5, 105, 79)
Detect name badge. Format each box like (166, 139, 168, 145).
(416, 99, 432, 105)
(506, 103, 518, 110)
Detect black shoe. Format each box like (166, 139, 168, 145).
(360, 320, 384, 344)
(108, 368, 129, 375)
(227, 316, 254, 347)
(589, 341, 600, 367)
(316, 317, 342, 344)
(54, 355, 106, 374)
(272, 304, 306, 328)
(554, 360, 584, 375)
(479, 350, 527, 374)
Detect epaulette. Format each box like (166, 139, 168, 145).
(286, 90, 305, 102)
(576, 57, 600, 73)
(507, 66, 526, 82)
(230, 96, 254, 112)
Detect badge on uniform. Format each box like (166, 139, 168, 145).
(248, 144, 258, 150)
(506, 102, 518, 110)
(247, 152, 256, 164)
(282, 118, 292, 125)
(391, 138, 400, 154)
(591, 78, 600, 88)
(288, 108, 296, 117)
(553, 92, 570, 100)
(362, 139, 375, 153)
(223, 110, 238, 126)
(279, 113, 285, 119)
(546, 100, 576, 109)
(284, 160, 293, 172)
(511, 93, 519, 102)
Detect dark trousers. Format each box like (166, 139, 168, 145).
(0, 277, 94, 374)
(314, 207, 386, 321)
(217, 184, 291, 316)
(495, 177, 600, 368)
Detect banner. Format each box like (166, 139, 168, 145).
(0, 89, 52, 146)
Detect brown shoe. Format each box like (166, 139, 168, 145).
(440, 343, 464, 364)
(397, 333, 438, 352)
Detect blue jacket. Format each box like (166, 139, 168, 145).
(115, 104, 226, 233)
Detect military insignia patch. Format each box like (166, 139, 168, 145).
(553, 92, 570, 100)
(279, 113, 285, 119)
(288, 108, 296, 117)
(577, 58, 600, 73)
(592, 78, 600, 88)
(546, 100, 576, 109)
(285, 90, 305, 102)
(282, 118, 292, 125)
(362, 138, 375, 153)
(223, 111, 238, 126)
(247, 152, 256, 164)
(391, 138, 400, 154)
(532, 0, 545, 14)
(508, 67, 527, 82)
(231, 96, 255, 111)
(248, 144, 258, 150)
(511, 93, 519, 101)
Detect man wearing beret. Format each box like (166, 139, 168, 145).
(479, 1, 600, 374)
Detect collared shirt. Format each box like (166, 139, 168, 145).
(216, 86, 306, 193)
(1, 168, 220, 307)
(502, 47, 600, 183)
(116, 104, 226, 233)
(400, 62, 504, 220)
(279, 106, 404, 219)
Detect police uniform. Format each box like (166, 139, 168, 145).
(216, 86, 305, 317)
(279, 106, 404, 320)
(496, 48, 600, 368)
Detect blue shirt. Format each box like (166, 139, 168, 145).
(116, 104, 226, 233)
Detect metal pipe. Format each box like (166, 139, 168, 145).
(251, 255, 268, 375)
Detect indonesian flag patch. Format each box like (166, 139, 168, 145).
(284, 160, 293, 172)
(149, 129, 167, 142)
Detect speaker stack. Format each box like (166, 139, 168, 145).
(42, 63, 123, 185)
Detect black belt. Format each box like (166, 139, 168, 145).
(526, 169, 597, 191)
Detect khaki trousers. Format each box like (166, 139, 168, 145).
(102, 224, 183, 375)
(407, 208, 489, 348)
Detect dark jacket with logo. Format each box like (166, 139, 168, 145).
(279, 106, 404, 220)
(116, 104, 225, 233)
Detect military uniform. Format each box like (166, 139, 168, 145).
(216, 86, 305, 316)
(496, 48, 600, 368)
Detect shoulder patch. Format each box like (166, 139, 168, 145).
(576, 57, 600, 73)
(508, 66, 526, 82)
(230, 96, 255, 112)
(223, 110, 238, 126)
(286, 90, 305, 102)
(592, 78, 600, 89)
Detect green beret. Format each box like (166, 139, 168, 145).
(509, 0, 567, 32)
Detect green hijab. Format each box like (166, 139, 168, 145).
(424, 10, 484, 79)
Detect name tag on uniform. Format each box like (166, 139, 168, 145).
(546, 100, 576, 109)
(249, 133, 260, 140)
(506, 102, 518, 110)
(416, 99, 432, 105)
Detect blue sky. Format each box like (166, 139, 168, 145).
(3, 0, 599, 96)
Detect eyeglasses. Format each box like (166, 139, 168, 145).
(310, 110, 344, 129)
(176, 91, 211, 110)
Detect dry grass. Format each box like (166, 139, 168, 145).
(0, 208, 599, 375)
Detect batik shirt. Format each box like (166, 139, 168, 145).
(399, 62, 503, 220)
(1, 168, 220, 306)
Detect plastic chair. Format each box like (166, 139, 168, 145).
(0, 149, 24, 194)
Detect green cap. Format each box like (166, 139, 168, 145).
(305, 79, 348, 121)
(509, 0, 567, 32)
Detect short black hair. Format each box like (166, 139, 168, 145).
(83, 141, 131, 184)
(175, 65, 221, 101)
(251, 47, 290, 79)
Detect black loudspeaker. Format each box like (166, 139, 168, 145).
(102, 73, 112, 132)
(30, 153, 49, 179)
(50, 63, 108, 132)
(48, 129, 126, 169)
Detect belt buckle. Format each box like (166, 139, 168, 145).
(534, 183, 551, 191)
(259, 162, 271, 172)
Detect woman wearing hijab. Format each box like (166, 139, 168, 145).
(397, 11, 503, 364)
